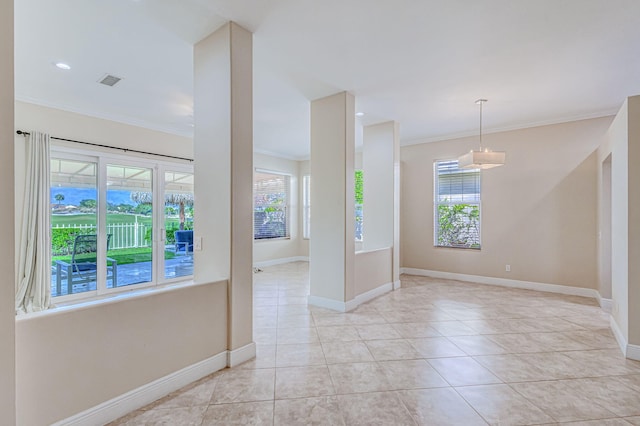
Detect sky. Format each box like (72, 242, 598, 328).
(50, 188, 136, 206)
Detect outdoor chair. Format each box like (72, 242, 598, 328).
(174, 230, 194, 255)
(55, 234, 117, 295)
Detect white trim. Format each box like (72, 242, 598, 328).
(400, 268, 599, 299)
(227, 342, 257, 367)
(308, 282, 394, 313)
(608, 316, 640, 361)
(254, 256, 309, 268)
(393, 280, 402, 290)
(16, 95, 193, 139)
(401, 110, 618, 147)
(308, 295, 348, 312)
(610, 315, 627, 357)
(596, 295, 613, 313)
(627, 344, 640, 361)
(53, 352, 227, 426)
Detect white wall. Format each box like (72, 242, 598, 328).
(401, 116, 612, 290)
(363, 123, 395, 250)
(16, 282, 227, 425)
(355, 248, 392, 295)
(0, 0, 15, 421)
(601, 103, 629, 340)
(254, 153, 303, 264)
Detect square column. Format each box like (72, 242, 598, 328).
(0, 0, 15, 420)
(194, 22, 254, 361)
(363, 121, 401, 287)
(627, 96, 640, 353)
(309, 92, 356, 310)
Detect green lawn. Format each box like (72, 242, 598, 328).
(52, 247, 176, 266)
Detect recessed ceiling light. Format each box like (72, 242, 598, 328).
(55, 62, 71, 70)
(355, 112, 365, 117)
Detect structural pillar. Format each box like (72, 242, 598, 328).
(362, 121, 401, 288)
(626, 96, 640, 356)
(194, 22, 254, 363)
(0, 0, 15, 420)
(309, 92, 356, 311)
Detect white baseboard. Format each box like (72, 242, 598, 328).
(227, 342, 257, 367)
(400, 268, 599, 299)
(54, 351, 228, 426)
(608, 316, 640, 361)
(254, 256, 309, 268)
(393, 280, 402, 290)
(309, 282, 394, 313)
(308, 295, 348, 312)
(627, 344, 640, 361)
(597, 295, 613, 313)
(610, 315, 628, 357)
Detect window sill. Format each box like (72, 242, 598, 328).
(254, 237, 291, 242)
(14, 278, 224, 322)
(435, 245, 481, 250)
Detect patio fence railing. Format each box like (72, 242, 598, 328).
(52, 223, 151, 250)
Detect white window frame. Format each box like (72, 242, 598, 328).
(50, 145, 194, 303)
(434, 159, 481, 249)
(253, 168, 291, 241)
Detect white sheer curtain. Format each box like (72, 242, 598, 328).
(15, 131, 52, 314)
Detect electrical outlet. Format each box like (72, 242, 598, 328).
(194, 236, 202, 251)
(505, 264, 511, 272)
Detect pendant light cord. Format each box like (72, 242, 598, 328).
(476, 99, 487, 152)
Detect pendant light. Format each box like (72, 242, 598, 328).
(458, 99, 505, 169)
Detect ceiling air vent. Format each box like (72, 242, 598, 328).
(98, 74, 122, 87)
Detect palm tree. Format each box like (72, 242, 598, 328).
(54, 193, 64, 206)
(130, 191, 194, 230)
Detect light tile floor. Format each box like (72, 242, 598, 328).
(110, 262, 640, 425)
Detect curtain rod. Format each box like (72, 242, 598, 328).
(16, 130, 193, 162)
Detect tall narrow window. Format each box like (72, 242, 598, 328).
(302, 175, 310, 239)
(108, 164, 154, 287)
(355, 169, 364, 241)
(254, 170, 290, 239)
(164, 170, 194, 280)
(50, 158, 98, 297)
(434, 160, 481, 249)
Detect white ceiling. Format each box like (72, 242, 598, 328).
(14, 0, 640, 159)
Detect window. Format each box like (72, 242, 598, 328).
(355, 169, 364, 241)
(254, 170, 290, 239)
(301, 171, 363, 241)
(434, 160, 481, 249)
(302, 175, 310, 239)
(50, 150, 194, 300)
(164, 170, 194, 280)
